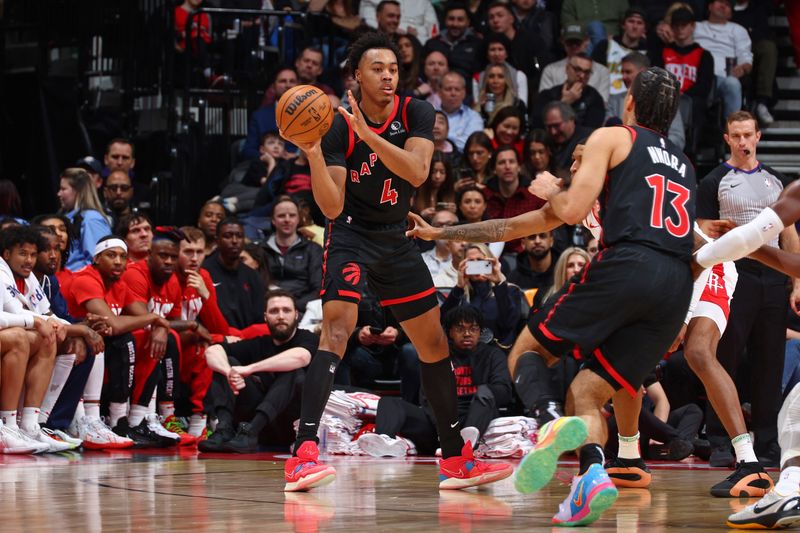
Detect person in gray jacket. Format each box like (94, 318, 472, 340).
(263, 196, 322, 313)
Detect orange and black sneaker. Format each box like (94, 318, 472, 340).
(710, 461, 774, 498)
(605, 457, 652, 488)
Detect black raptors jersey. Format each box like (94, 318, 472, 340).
(599, 125, 696, 259)
(321, 95, 435, 225)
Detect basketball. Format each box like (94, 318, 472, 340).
(277, 84, 334, 144)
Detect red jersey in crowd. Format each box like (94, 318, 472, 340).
(178, 268, 229, 334)
(122, 261, 182, 320)
(66, 266, 138, 319)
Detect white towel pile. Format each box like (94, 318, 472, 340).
(293, 390, 382, 455)
(475, 416, 538, 458)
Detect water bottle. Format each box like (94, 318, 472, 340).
(485, 93, 495, 115)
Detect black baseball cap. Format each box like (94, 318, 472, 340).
(624, 6, 646, 22)
(75, 156, 102, 174)
(670, 7, 695, 26)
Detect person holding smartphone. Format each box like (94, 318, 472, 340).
(439, 243, 522, 349)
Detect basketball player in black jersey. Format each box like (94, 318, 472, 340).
(279, 32, 512, 492)
(409, 67, 694, 525)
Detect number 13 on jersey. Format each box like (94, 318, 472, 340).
(645, 173, 691, 237)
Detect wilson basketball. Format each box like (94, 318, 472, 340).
(277, 85, 334, 144)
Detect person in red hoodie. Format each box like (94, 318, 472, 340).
(175, 226, 232, 438)
(121, 226, 201, 446)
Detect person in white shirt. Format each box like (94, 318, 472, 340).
(421, 209, 463, 288)
(693, 0, 752, 119)
(359, 0, 439, 42)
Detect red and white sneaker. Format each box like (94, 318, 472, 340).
(439, 441, 513, 490)
(284, 441, 336, 492)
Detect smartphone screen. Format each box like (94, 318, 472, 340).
(465, 260, 493, 276)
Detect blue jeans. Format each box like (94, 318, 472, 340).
(716, 75, 743, 120)
(585, 21, 607, 56)
(784, 339, 800, 394)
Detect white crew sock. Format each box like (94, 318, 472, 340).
(128, 405, 149, 427)
(73, 400, 86, 421)
(39, 353, 76, 423)
(109, 402, 128, 428)
(732, 433, 758, 463)
(83, 352, 104, 408)
(696, 207, 784, 268)
(775, 466, 800, 495)
(188, 414, 207, 436)
(0, 410, 17, 429)
(618, 433, 641, 459)
(20, 407, 40, 433)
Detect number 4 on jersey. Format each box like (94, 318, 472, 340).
(645, 173, 691, 237)
(380, 178, 398, 205)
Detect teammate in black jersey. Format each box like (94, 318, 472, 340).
(280, 32, 512, 493)
(409, 67, 694, 526)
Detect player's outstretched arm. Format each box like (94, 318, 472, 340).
(406, 204, 563, 242)
(531, 128, 620, 225)
(339, 90, 433, 187)
(750, 245, 800, 278)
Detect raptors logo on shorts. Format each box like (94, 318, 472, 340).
(342, 263, 361, 286)
(696, 261, 738, 334)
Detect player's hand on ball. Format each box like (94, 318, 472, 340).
(406, 212, 439, 241)
(530, 171, 563, 200)
(279, 129, 321, 156)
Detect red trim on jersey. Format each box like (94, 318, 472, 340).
(593, 347, 637, 398)
(344, 116, 355, 159)
(618, 124, 637, 143)
(368, 94, 400, 135)
(401, 96, 411, 131)
(15, 277, 25, 294)
(538, 323, 562, 342)
(573, 345, 583, 361)
(338, 289, 362, 300)
(380, 286, 435, 307)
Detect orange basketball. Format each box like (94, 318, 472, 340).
(276, 85, 334, 144)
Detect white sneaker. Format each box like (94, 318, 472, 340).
(76, 417, 134, 450)
(0, 424, 42, 454)
(756, 103, 775, 126)
(21, 425, 72, 453)
(146, 414, 180, 444)
(42, 428, 82, 450)
(357, 433, 409, 457)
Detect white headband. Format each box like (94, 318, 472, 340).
(94, 238, 128, 258)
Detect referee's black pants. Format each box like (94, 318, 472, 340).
(707, 263, 788, 456)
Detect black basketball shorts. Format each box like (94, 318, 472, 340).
(320, 218, 438, 322)
(528, 244, 693, 396)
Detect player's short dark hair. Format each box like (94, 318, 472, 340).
(106, 137, 135, 157)
(630, 66, 680, 136)
(493, 144, 520, 164)
(444, 1, 468, 16)
(443, 305, 484, 332)
(115, 212, 152, 238)
(0, 224, 45, 255)
(216, 216, 243, 237)
(376, 0, 400, 13)
(483, 32, 513, 56)
(347, 31, 401, 72)
(621, 52, 650, 69)
(726, 110, 759, 133)
(30, 213, 73, 264)
(265, 288, 298, 310)
(434, 110, 449, 125)
(487, 1, 513, 16)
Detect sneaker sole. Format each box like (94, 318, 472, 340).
(284, 468, 336, 492)
(727, 513, 800, 529)
(606, 466, 652, 488)
(83, 440, 134, 450)
(553, 483, 619, 526)
(357, 434, 408, 457)
(439, 464, 513, 490)
(1, 446, 39, 454)
(514, 417, 588, 494)
(711, 473, 774, 498)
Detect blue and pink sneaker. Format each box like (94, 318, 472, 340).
(284, 441, 337, 492)
(552, 463, 618, 526)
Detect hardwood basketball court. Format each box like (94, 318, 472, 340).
(0, 449, 771, 531)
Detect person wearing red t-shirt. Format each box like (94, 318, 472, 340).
(122, 227, 205, 446)
(67, 235, 171, 448)
(175, 227, 231, 438)
(174, 0, 212, 86)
